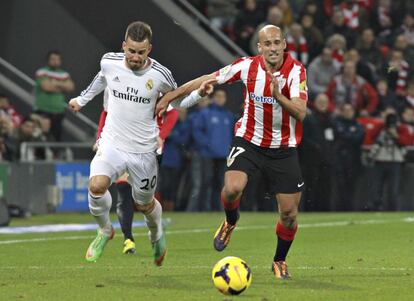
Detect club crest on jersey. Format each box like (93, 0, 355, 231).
(277, 76, 286, 90)
(146, 79, 154, 90)
(220, 65, 231, 76)
(300, 80, 307, 91)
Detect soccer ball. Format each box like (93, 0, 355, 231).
(211, 256, 252, 295)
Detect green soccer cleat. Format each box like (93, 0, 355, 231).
(85, 227, 115, 262)
(152, 231, 167, 266)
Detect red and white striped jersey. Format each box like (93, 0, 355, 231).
(215, 53, 308, 148)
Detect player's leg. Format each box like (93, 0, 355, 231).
(272, 192, 301, 279)
(128, 152, 166, 265)
(86, 142, 125, 262)
(115, 176, 136, 254)
(213, 170, 248, 251)
(214, 137, 257, 251)
(267, 148, 303, 279)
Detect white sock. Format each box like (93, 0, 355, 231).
(88, 190, 113, 236)
(144, 199, 163, 243)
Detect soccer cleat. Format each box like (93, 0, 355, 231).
(85, 227, 115, 263)
(272, 261, 290, 279)
(122, 239, 136, 254)
(213, 221, 236, 251)
(152, 231, 167, 266)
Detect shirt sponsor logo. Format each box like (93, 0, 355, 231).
(112, 89, 150, 104)
(249, 92, 277, 104)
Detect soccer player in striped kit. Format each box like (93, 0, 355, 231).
(157, 25, 308, 279)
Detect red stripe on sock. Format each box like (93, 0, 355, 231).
(276, 222, 298, 241)
(221, 193, 240, 210)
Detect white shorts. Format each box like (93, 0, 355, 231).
(90, 140, 158, 205)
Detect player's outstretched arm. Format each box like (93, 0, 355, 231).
(156, 73, 216, 116)
(171, 78, 216, 109)
(268, 72, 307, 122)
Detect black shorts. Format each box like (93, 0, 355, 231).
(226, 137, 304, 194)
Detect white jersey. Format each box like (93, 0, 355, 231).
(77, 52, 177, 153)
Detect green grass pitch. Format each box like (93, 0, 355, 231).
(0, 212, 413, 301)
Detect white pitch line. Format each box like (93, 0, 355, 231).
(0, 265, 411, 272)
(0, 218, 412, 246)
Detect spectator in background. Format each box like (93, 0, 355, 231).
(399, 106, 414, 146)
(34, 50, 75, 141)
(159, 110, 191, 211)
(0, 95, 23, 129)
(333, 103, 365, 211)
(355, 28, 385, 74)
(249, 5, 284, 55)
(186, 98, 211, 211)
(345, 48, 377, 85)
(300, 0, 326, 29)
(324, 8, 356, 49)
(300, 93, 335, 211)
(233, 0, 264, 53)
(369, 107, 408, 210)
(307, 47, 340, 99)
(375, 79, 398, 115)
(325, 60, 379, 116)
(6, 118, 47, 161)
(394, 34, 414, 70)
(371, 0, 394, 35)
(383, 49, 410, 97)
(394, 12, 414, 48)
(206, 0, 239, 32)
(276, 0, 294, 28)
(325, 33, 348, 67)
(0, 136, 12, 161)
(285, 23, 309, 66)
(400, 81, 414, 111)
(203, 89, 234, 211)
(338, 0, 370, 31)
(300, 13, 324, 61)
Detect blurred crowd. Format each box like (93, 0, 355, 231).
(0, 50, 75, 161)
(2, 0, 414, 211)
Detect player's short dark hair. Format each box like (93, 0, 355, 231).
(125, 21, 152, 43)
(46, 50, 61, 60)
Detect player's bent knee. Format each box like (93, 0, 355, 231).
(223, 184, 244, 201)
(89, 176, 110, 196)
(135, 200, 155, 214)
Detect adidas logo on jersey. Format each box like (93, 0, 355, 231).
(113, 76, 120, 82)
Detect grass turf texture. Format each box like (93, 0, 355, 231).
(0, 212, 413, 301)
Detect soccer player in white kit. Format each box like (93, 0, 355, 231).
(68, 21, 178, 265)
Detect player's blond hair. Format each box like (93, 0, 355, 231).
(125, 21, 152, 43)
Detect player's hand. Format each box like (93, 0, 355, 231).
(156, 94, 172, 117)
(68, 98, 82, 112)
(157, 136, 164, 150)
(197, 78, 217, 97)
(92, 139, 100, 152)
(268, 71, 281, 100)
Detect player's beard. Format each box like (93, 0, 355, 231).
(127, 59, 143, 70)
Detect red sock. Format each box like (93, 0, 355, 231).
(274, 221, 298, 262)
(221, 193, 240, 225)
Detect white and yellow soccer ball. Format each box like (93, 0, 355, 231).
(211, 256, 252, 295)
